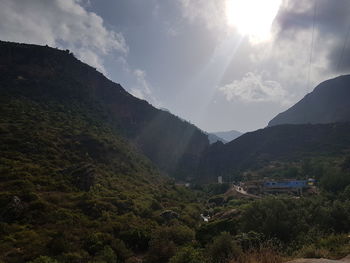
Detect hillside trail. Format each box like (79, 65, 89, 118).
(286, 255, 350, 263)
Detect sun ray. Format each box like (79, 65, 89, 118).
(225, 0, 282, 44)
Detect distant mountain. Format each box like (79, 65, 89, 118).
(206, 130, 243, 144)
(269, 75, 350, 126)
(207, 133, 227, 144)
(198, 123, 350, 182)
(212, 130, 242, 142)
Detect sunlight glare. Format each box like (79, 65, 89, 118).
(225, 0, 281, 43)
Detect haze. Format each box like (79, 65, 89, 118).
(1, 0, 350, 132)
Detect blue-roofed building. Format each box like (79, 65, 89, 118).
(240, 178, 316, 195)
(263, 180, 308, 189)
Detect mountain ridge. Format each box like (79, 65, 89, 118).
(198, 122, 350, 181)
(0, 40, 209, 180)
(0, 40, 209, 262)
(268, 75, 350, 126)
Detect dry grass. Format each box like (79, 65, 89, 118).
(230, 247, 284, 263)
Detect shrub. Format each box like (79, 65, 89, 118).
(240, 198, 305, 242)
(207, 232, 241, 263)
(144, 225, 194, 263)
(94, 246, 117, 263)
(169, 246, 205, 263)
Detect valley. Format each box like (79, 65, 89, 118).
(1, 41, 350, 263)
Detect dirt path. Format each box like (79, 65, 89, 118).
(286, 255, 350, 263)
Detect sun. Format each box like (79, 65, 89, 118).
(225, 0, 281, 43)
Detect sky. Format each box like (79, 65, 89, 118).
(1, 0, 350, 132)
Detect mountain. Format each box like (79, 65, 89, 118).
(268, 75, 350, 126)
(0, 87, 202, 263)
(198, 123, 350, 181)
(0, 41, 209, 262)
(212, 130, 242, 142)
(207, 133, 227, 144)
(0, 41, 209, 181)
(2, 41, 350, 263)
(206, 130, 242, 145)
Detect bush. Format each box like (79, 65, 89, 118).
(145, 224, 195, 263)
(234, 232, 265, 250)
(145, 239, 176, 263)
(240, 198, 306, 242)
(320, 166, 350, 193)
(207, 232, 241, 263)
(197, 219, 238, 245)
(169, 246, 205, 263)
(94, 246, 117, 263)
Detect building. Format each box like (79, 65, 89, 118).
(218, 176, 223, 184)
(241, 178, 316, 195)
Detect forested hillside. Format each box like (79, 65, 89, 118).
(0, 44, 208, 262)
(199, 123, 350, 181)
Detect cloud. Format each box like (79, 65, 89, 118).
(220, 72, 291, 106)
(177, 0, 226, 30)
(0, 0, 128, 74)
(130, 69, 160, 107)
(275, 0, 350, 73)
(174, 0, 350, 111)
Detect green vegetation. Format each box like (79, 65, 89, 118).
(1, 41, 350, 263)
(0, 97, 206, 262)
(199, 123, 350, 182)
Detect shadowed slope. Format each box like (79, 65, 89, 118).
(0, 41, 209, 180)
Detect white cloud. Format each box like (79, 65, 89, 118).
(220, 72, 291, 106)
(177, 0, 226, 30)
(0, 0, 127, 74)
(131, 70, 152, 99)
(130, 69, 160, 107)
